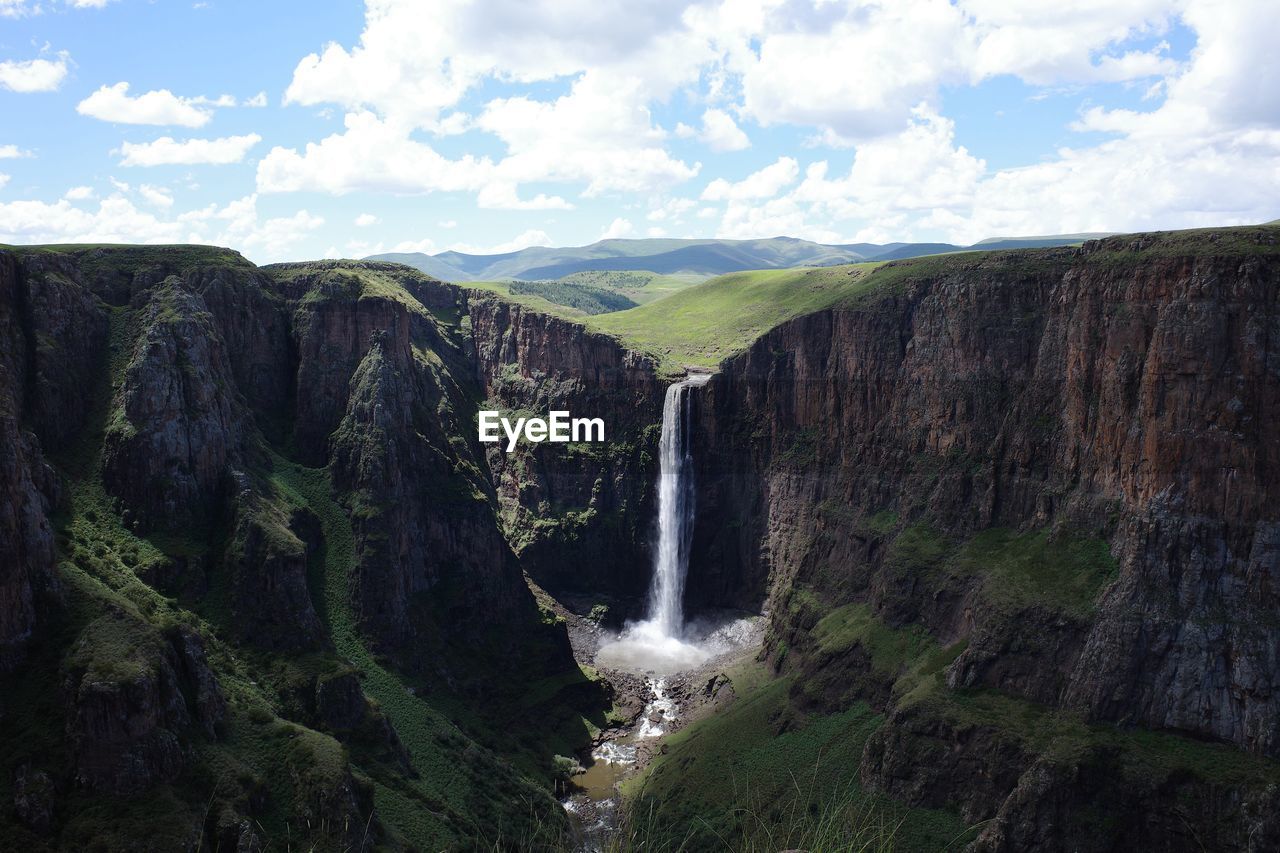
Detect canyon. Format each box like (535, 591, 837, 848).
(0, 225, 1278, 850)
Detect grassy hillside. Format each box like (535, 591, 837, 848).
(508, 280, 638, 314)
(556, 269, 706, 304)
(369, 237, 865, 281)
(626, 657, 975, 851)
(586, 262, 883, 369)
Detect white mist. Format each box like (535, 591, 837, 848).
(597, 373, 712, 675)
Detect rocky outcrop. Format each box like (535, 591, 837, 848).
(700, 233, 1280, 747)
(331, 326, 534, 664)
(103, 278, 242, 533)
(224, 480, 325, 652)
(63, 611, 225, 796)
(689, 229, 1280, 845)
(282, 264, 421, 463)
(466, 294, 664, 602)
(183, 264, 294, 420)
(0, 253, 58, 673)
(13, 253, 109, 450)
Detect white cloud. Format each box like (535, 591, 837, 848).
(476, 72, 699, 196)
(697, 0, 1280, 246)
(0, 173, 8, 189)
(0, 144, 29, 159)
(599, 217, 633, 240)
(0, 190, 324, 263)
(118, 134, 263, 166)
(0, 196, 187, 244)
(77, 82, 220, 127)
(272, 1, 705, 204)
(138, 184, 174, 208)
(476, 182, 573, 210)
(437, 219, 457, 228)
(2, 0, 117, 12)
(647, 196, 696, 222)
(177, 193, 326, 260)
(354, 212, 380, 226)
(0, 54, 69, 93)
(702, 157, 799, 201)
(245, 91, 268, 108)
(390, 237, 437, 253)
(698, 108, 750, 152)
(63, 185, 94, 200)
(257, 111, 493, 195)
(792, 106, 985, 220)
(447, 228, 552, 254)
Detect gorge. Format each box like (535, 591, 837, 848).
(1, 225, 1279, 850)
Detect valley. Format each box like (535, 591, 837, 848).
(1, 224, 1279, 850)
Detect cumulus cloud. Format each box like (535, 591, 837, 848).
(77, 82, 224, 127)
(138, 184, 174, 208)
(446, 229, 552, 254)
(1, 0, 116, 15)
(0, 190, 325, 263)
(702, 157, 799, 201)
(698, 108, 750, 152)
(700, 0, 1280, 246)
(354, 213, 379, 227)
(599, 217, 633, 239)
(0, 173, 8, 189)
(0, 144, 29, 159)
(118, 134, 263, 166)
(0, 53, 69, 93)
(63, 185, 94, 200)
(257, 111, 492, 195)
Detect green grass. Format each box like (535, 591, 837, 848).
(450, 224, 1280, 375)
(263, 259, 443, 318)
(812, 603, 934, 674)
(9, 305, 371, 851)
(456, 279, 594, 320)
(508, 280, 638, 314)
(270, 457, 571, 847)
(555, 269, 707, 304)
(588, 263, 882, 369)
(950, 528, 1118, 618)
(915, 685, 1280, 790)
(625, 658, 976, 851)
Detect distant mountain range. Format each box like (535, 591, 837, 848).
(367, 234, 1113, 282)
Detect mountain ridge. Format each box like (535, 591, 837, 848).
(367, 233, 1113, 282)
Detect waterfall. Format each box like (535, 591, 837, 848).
(646, 374, 710, 638)
(594, 372, 713, 674)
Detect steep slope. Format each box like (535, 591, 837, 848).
(0, 248, 607, 850)
(653, 226, 1280, 849)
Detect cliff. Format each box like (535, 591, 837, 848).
(684, 226, 1280, 849)
(466, 293, 665, 605)
(0, 249, 604, 850)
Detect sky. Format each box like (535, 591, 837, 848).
(0, 0, 1276, 264)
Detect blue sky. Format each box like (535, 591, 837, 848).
(0, 0, 1276, 263)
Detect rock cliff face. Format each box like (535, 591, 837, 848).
(465, 294, 665, 603)
(3, 230, 1279, 849)
(0, 254, 58, 673)
(103, 279, 243, 534)
(688, 228, 1280, 845)
(0, 249, 591, 849)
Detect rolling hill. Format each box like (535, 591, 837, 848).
(367, 233, 1112, 282)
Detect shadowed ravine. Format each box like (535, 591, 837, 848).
(3, 228, 1280, 851)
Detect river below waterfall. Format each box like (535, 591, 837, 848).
(555, 373, 764, 847)
(560, 610, 763, 848)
